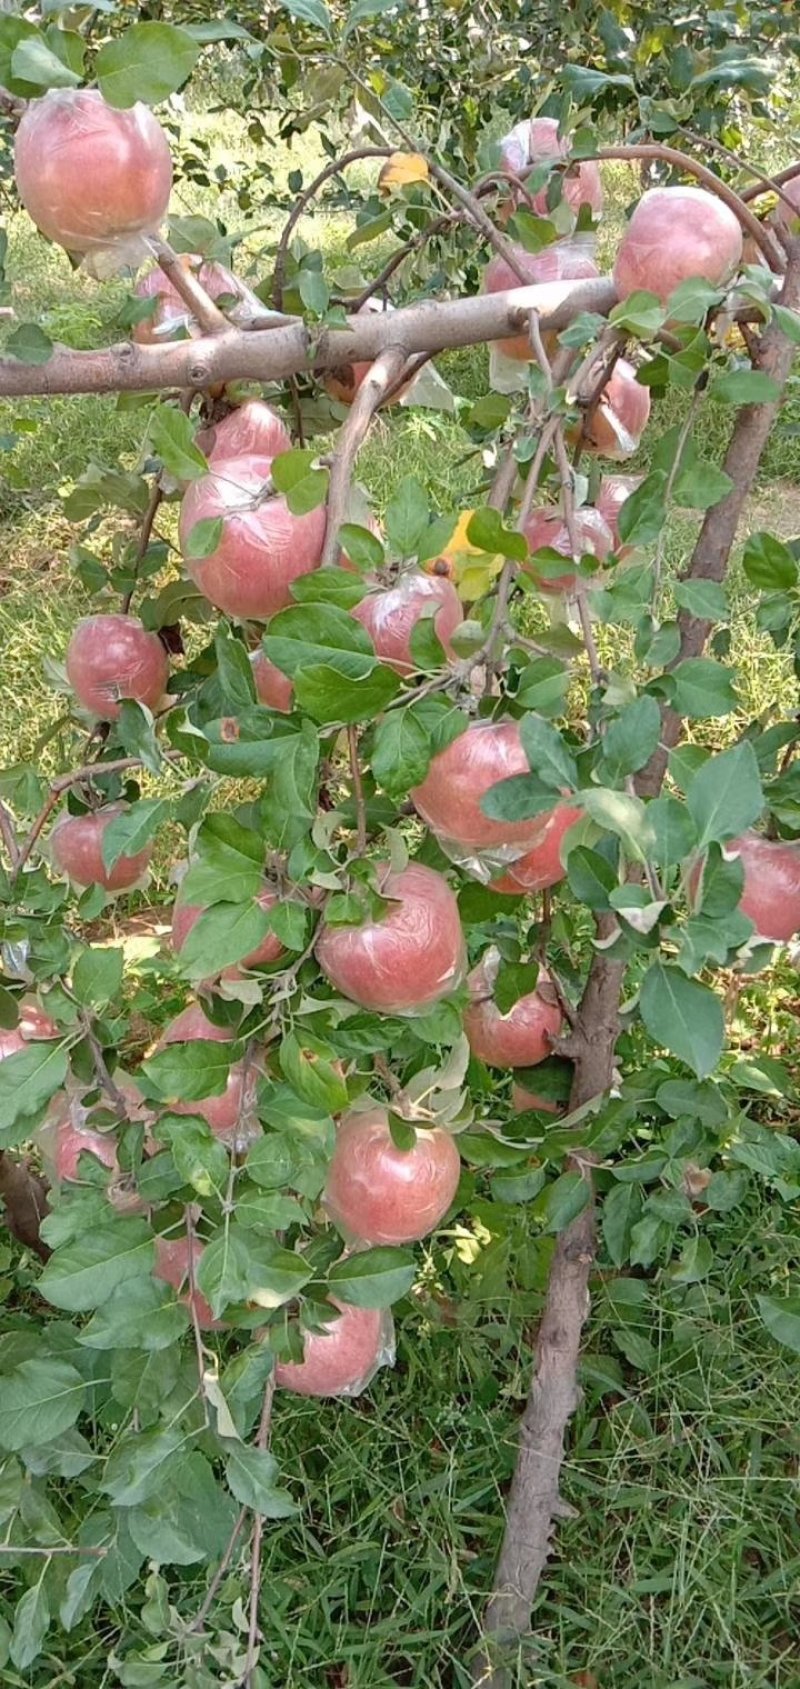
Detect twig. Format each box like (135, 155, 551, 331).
(0, 799, 19, 867)
(120, 478, 163, 614)
(244, 1375, 276, 1687)
(741, 162, 800, 203)
(586, 143, 782, 268)
(551, 429, 602, 685)
(515, 417, 559, 533)
(2, 1543, 107, 1557)
(147, 238, 230, 335)
(347, 725, 368, 855)
(189, 1505, 248, 1632)
(185, 1207, 212, 1426)
(79, 1012, 130, 1124)
(273, 147, 394, 309)
(675, 128, 800, 228)
(488, 446, 518, 512)
(321, 343, 408, 566)
(347, 210, 464, 310)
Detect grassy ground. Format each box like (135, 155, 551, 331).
(3, 102, 800, 1689)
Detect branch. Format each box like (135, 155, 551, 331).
(189, 1505, 248, 1633)
(741, 162, 800, 203)
(147, 239, 230, 336)
(321, 342, 407, 566)
(0, 280, 617, 399)
(674, 129, 800, 226)
(120, 478, 163, 614)
(0, 1151, 49, 1260)
(273, 147, 395, 309)
(0, 799, 19, 868)
(551, 427, 603, 685)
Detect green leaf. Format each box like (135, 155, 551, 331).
(519, 713, 578, 790)
(385, 477, 430, 558)
(0, 1041, 67, 1149)
(279, 1031, 349, 1114)
(244, 1239, 314, 1311)
(128, 1452, 236, 1567)
(11, 36, 80, 89)
(602, 1182, 642, 1267)
(566, 844, 617, 910)
(672, 461, 733, 510)
(530, 1171, 591, 1233)
(299, 268, 330, 317)
(742, 531, 799, 590)
(686, 742, 764, 847)
(177, 901, 272, 980)
(38, 1221, 155, 1312)
(10, 1580, 50, 1672)
(771, 304, 800, 345)
(215, 625, 257, 711)
(270, 447, 328, 515)
(609, 290, 665, 337)
(101, 798, 170, 872)
(158, 1116, 229, 1198)
(265, 602, 375, 681)
(617, 470, 667, 546)
(277, 0, 333, 34)
(467, 508, 528, 562)
(181, 813, 265, 904)
(6, 324, 53, 366)
(671, 657, 738, 719)
(328, 1245, 417, 1306)
(672, 578, 729, 620)
(337, 522, 385, 572)
(668, 1234, 713, 1284)
(480, 772, 559, 825)
(78, 1278, 188, 1351)
(259, 723, 319, 850)
(344, 0, 400, 35)
(72, 946, 124, 1010)
(600, 695, 662, 781)
(710, 369, 781, 406)
(639, 963, 724, 1079)
(150, 405, 207, 482)
(116, 700, 162, 776)
(371, 706, 431, 795)
(265, 900, 309, 952)
(195, 1232, 254, 1318)
(580, 788, 655, 861)
(223, 1443, 297, 1517)
(0, 1359, 85, 1452)
(294, 662, 401, 724)
(757, 1294, 800, 1355)
(96, 22, 200, 108)
(142, 1040, 232, 1103)
(184, 516, 223, 560)
(515, 656, 569, 716)
(102, 1429, 188, 1507)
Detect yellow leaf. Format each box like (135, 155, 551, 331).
(457, 554, 505, 603)
(379, 152, 430, 191)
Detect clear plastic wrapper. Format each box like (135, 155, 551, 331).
(324, 1103, 461, 1245)
(179, 452, 326, 620)
(14, 89, 172, 273)
(351, 570, 463, 674)
(491, 803, 583, 893)
(315, 861, 465, 1014)
(0, 997, 58, 1060)
(613, 186, 743, 307)
(583, 357, 651, 460)
(50, 805, 153, 894)
(201, 400, 291, 466)
(596, 474, 644, 553)
(499, 115, 604, 218)
(411, 719, 550, 877)
(65, 613, 169, 720)
(693, 831, 800, 945)
(158, 1003, 261, 1148)
(35, 1090, 118, 1188)
(484, 235, 600, 372)
(133, 257, 236, 346)
(522, 506, 613, 594)
(275, 1300, 395, 1398)
(463, 948, 563, 1068)
(171, 886, 285, 981)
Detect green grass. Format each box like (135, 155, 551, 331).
(3, 102, 800, 1689)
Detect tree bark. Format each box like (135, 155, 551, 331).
(0, 1152, 49, 1260)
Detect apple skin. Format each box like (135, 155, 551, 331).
(179, 453, 325, 620)
(202, 400, 291, 465)
(171, 887, 285, 980)
(324, 1104, 461, 1245)
(511, 1080, 561, 1116)
(52, 1117, 118, 1182)
(522, 506, 613, 594)
(153, 1235, 222, 1331)
(351, 571, 463, 673)
(251, 649, 294, 712)
(484, 239, 600, 360)
(0, 999, 58, 1061)
(411, 719, 551, 857)
(159, 1003, 257, 1141)
(703, 831, 800, 944)
(463, 955, 563, 1068)
(771, 172, 800, 238)
(66, 614, 168, 720)
(14, 88, 172, 255)
(613, 186, 743, 307)
(582, 358, 651, 460)
(315, 861, 465, 1014)
(499, 116, 604, 219)
(50, 805, 152, 892)
(275, 1298, 392, 1397)
(491, 804, 583, 894)
(596, 474, 644, 555)
(133, 258, 233, 345)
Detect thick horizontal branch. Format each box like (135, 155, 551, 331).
(0, 279, 617, 398)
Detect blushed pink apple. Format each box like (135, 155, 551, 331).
(492, 804, 582, 893)
(484, 239, 600, 360)
(463, 953, 563, 1068)
(511, 1080, 561, 1115)
(179, 453, 325, 619)
(251, 649, 294, 712)
(499, 116, 604, 219)
(324, 1104, 461, 1245)
(14, 88, 172, 255)
(352, 571, 463, 673)
(133, 257, 234, 345)
(171, 886, 285, 980)
(411, 719, 548, 855)
(0, 999, 58, 1060)
(203, 400, 291, 465)
(522, 506, 613, 593)
(153, 1235, 221, 1331)
(66, 614, 168, 720)
(50, 805, 152, 892)
(275, 1298, 392, 1397)
(596, 474, 644, 554)
(159, 1003, 256, 1141)
(583, 358, 651, 460)
(613, 186, 743, 307)
(700, 831, 800, 944)
(315, 861, 465, 1013)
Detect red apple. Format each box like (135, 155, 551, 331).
(179, 453, 325, 619)
(484, 239, 600, 361)
(251, 649, 294, 712)
(0, 999, 58, 1061)
(133, 257, 234, 346)
(171, 886, 285, 979)
(53, 1117, 118, 1182)
(324, 1103, 461, 1245)
(153, 1235, 221, 1331)
(613, 186, 743, 307)
(699, 831, 800, 944)
(596, 474, 645, 553)
(770, 171, 800, 238)
(464, 953, 563, 1068)
(159, 1003, 257, 1141)
(351, 571, 463, 673)
(66, 614, 168, 720)
(315, 861, 465, 1013)
(50, 805, 152, 892)
(202, 400, 291, 465)
(522, 506, 613, 594)
(14, 88, 172, 255)
(499, 116, 604, 218)
(275, 1298, 392, 1397)
(411, 719, 549, 857)
(491, 804, 582, 893)
(582, 358, 651, 460)
(511, 1080, 560, 1115)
